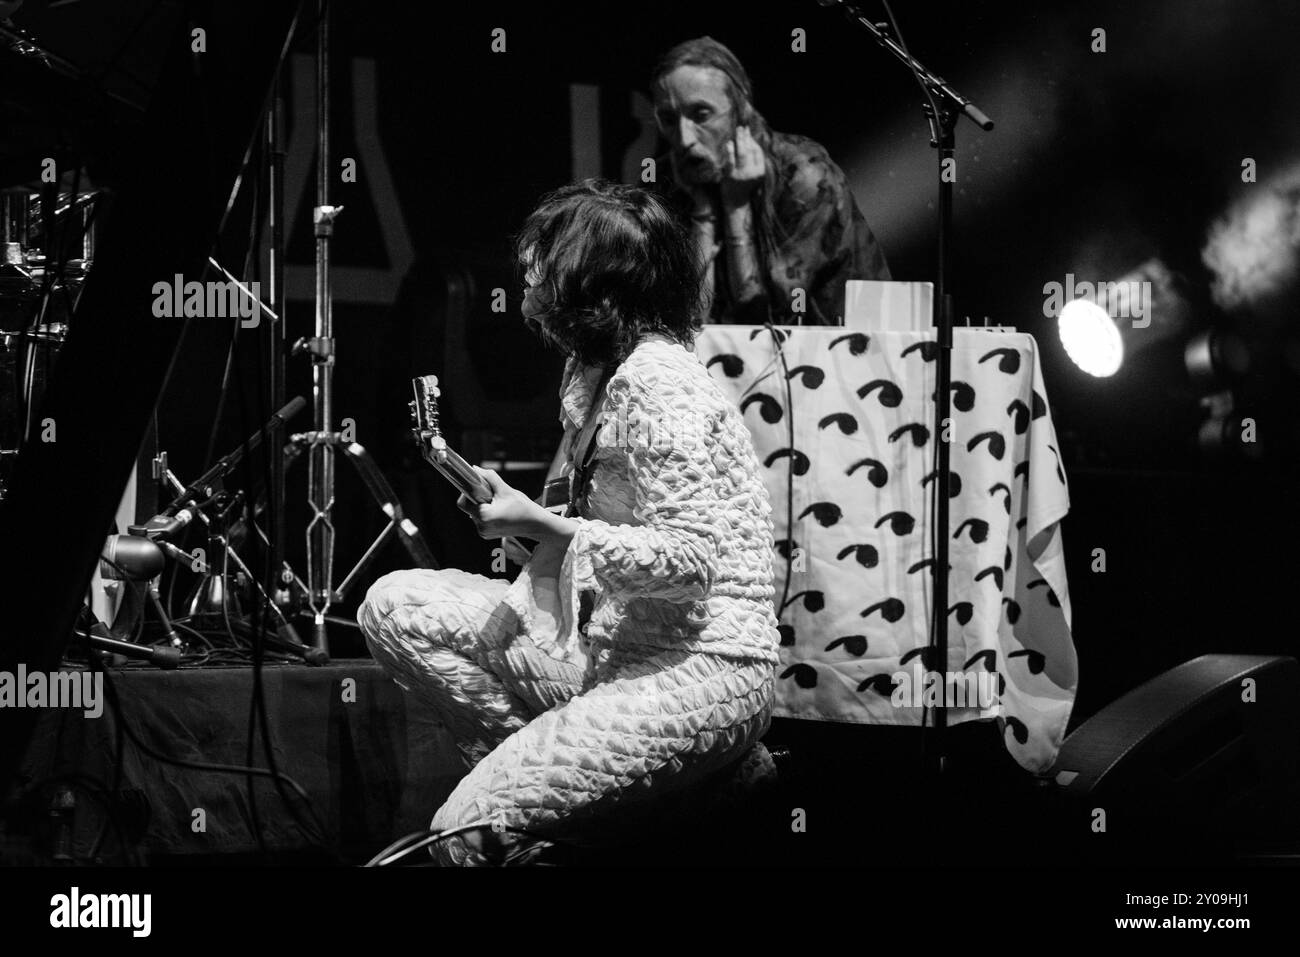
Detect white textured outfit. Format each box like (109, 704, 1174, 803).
(358, 337, 780, 863)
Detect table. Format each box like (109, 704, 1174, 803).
(696, 327, 1076, 774)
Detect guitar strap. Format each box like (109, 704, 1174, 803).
(564, 364, 615, 518)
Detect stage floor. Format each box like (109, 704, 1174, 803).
(7, 660, 461, 865)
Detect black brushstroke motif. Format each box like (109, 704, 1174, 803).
(979, 347, 1021, 374)
(1014, 460, 1030, 482)
(857, 379, 903, 408)
(989, 482, 1012, 514)
(765, 447, 810, 476)
(907, 557, 952, 576)
(1006, 399, 1030, 434)
(967, 431, 1006, 460)
(847, 457, 888, 488)
(1004, 715, 1029, 745)
(975, 565, 1005, 590)
(889, 423, 930, 448)
(780, 663, 818, 688)
(953, 380, 976, 413)
(819, 412, 858, 435)
(829, 332, 870, 355)
(787, 365, 825, 388)
(741, 392, 783, 424)
(774, 538, 799, 560)
(1047, 443, 1066, 483)
(1004, 545, 1013, 571)
(857, 673, 899, 695)
(1017, 516, 1028, 531)
(1003, 597, 1021, 624)
(1031, 389, 1047, 420)
(705, 353, 744, 378)
(922, 469, 962, 498)
(950, 602, 974, 625)
(837, 543, 880, 568)
(954, 518, 989, 543)
(900, 646, 938, 670)
(861, 598, 906, 623)
(826, 635, 868, 656)
(875, 511, 916, 535)
(1027, 579, 1061, 608)
(901, 340, 938, 362)
(781, 590, 825, 613)
(933, 380, 975, 413)
(751, 326, 788, 343)
(963, 654, 1008, 697)
(778, 624, 796, 647)
(800, 502, 842, 527)
(1008, 648, 1046, 674)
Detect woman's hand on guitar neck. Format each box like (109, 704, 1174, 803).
(458, 467, 579, 547)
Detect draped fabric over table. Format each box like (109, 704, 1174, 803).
(695, 327, 1077, 774)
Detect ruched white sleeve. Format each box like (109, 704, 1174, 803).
(562, 364, 725, 606)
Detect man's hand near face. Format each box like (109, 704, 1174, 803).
(720, 125, 766, 213)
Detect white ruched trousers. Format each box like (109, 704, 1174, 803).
(359, 567, 775, 865)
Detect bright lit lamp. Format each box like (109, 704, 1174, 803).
(1058, 297, 1122, 377)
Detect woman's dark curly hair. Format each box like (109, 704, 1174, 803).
(515, 178, 704, 368)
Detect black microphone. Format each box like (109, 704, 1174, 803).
(273, 395, 307, 425)
(101, 534, 166, 580)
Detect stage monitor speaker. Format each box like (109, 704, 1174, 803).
(1051, 654, 1300, 854)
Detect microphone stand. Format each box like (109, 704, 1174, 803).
(131, 397, 326, 664)
(136, 395, 306, 534)
(819, 0, 993, 776)
(288, 0, 438, 655)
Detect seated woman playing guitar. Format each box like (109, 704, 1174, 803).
(358, 179, 780, 865)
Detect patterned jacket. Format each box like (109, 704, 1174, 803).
(541, 336, 782, 675)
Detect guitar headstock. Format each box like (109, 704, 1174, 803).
(409, 375, 448, 456)
(408, 373, 494, 503)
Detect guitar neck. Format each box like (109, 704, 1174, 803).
(424, 443, 493, 503)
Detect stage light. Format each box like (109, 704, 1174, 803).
(1195, 391, 1263, 460)
(1055, 258, 1193, 379)
(1183, 329, 1250, 390)
(1058, 297, 1122, 377)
